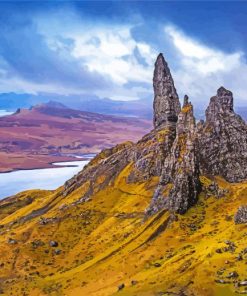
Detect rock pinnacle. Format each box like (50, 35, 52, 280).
(153, 53, 181, 128)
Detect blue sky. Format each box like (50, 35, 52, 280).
(0, 1, 247, 108)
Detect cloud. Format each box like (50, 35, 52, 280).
(0, 7, 156, 101)
(0, 11, 113, 95)
(0, 4, 246, 109)
(164, 25, 247, 107)
(38, 14, 157, 99)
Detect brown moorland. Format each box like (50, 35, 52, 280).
(0, 103, 152, 172)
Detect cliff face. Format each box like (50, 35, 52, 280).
(153, 53, 181, 128)
(198, 87, 247, 182)
(147, 97, 201, 214)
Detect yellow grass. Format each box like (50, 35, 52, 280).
(0, 172, 246, 296)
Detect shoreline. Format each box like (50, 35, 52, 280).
(0, 157, 93, 200)
(0, 154, 95, 174)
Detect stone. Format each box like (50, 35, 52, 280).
(241, 248, 247, 254)
(215, 279, 230, 284)
(118, 283, 125, 291)
(54, 249, 61, 255)
(147, 95, 201, 215)
(8, 238, 17, 244)
(131, 280, 138, 286)
(183, 95, 189, 107)
(198, 87, 247, 182)
(236, 254, 243, 261)
(31, 240, 45, 248)
(153, 53, 181, 128)
(235, 206, 247, 224)
(49, 241, 58, 247)
(226, 271, 238, 278)
(154, 262, 161, 267)
(205, 87, 233, 123)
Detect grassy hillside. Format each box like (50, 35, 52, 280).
(0, 164, 247, 296)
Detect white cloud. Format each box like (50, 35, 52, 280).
(34, 15, 157, 100)
(164, 25, 247, 107)
(70, 25, 156, 85)
(1, 8, 246, 108)
(165, 25, 243, 74)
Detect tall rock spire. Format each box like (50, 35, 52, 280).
(165, 96, 201, 214)
(147, 96, 201, 215)
(153, 53, 181, 128)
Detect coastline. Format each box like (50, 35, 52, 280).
(0, 153, 95, 174)
(0, 158, 92, 200)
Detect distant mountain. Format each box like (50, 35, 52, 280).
(72, 96, 153, 119)
(0, 92, 246, 121)
(0, 92, 152, 118)
(37, 100, 68, 109)
(0, 102, 152, 172)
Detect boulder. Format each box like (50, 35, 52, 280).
(234, 206, 247, 224)
(49, 240, 58, 247)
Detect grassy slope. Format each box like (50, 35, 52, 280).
(0, 165, 247, 296)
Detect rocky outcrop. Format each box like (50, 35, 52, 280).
(234, 206, 247, 224)
(153, 53, 181, 128)
(147, 96, 201, 214)
(205, 87, 233, 123)
(62, 53, 247, 217)
(165, 97, 201, 214)
(101, 53, 182, 185)
(198, 87, 247, 182)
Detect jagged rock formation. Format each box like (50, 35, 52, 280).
(198, 87, 247, 182)
(153, 53, 181, 128)
(63, 53, 246, 216)
(234, 205, 247, 224)
(164, 97, 201, 213)
(147, 96, 201, 214)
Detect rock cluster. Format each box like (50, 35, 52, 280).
(164, 99, 201, 214)
(147, 54, 246, 214)
(198, 87, 247, 182)
(234, 206, 247, 224)
(63, 53, 247, 216)
(147, 95, 201, 214)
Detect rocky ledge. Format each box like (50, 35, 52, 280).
(63, 53, 247, 216)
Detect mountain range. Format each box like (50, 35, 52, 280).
(0, 54, 246, 296)
(0, 92, 246, 121)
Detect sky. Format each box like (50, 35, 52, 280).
(0, 1, 247, 109)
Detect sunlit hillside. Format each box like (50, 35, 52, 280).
(0, 153, 246, 296)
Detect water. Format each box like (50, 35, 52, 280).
(0, 110, 14, 117)
(0, 159, 90, 200)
